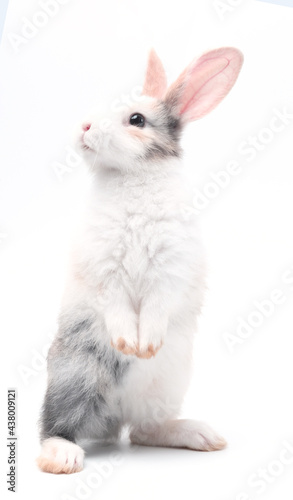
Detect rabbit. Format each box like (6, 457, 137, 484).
(37, 47, 243, 474)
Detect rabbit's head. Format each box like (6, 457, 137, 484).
(78, 47, 243, 173)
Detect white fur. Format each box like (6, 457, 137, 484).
(130, 420, 227, 451)
(37, 438, 84, 474)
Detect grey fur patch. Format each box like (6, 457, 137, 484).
(68, 319, 92, 336)
(143, 102, 183, 161)
(113, 358, 129, 383)
(39, 316, 130, 442)
(145, 142, 180, 160)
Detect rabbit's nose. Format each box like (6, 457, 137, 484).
(82, 123, 92, 132)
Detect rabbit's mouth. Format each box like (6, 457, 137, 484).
(80, 131, 95, 152)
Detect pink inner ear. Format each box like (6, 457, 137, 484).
(142, 49, 167, 99)
(166, 47, 243, 122)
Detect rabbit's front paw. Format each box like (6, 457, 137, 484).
(111, 336, 162, 359)
(137, 317, 167, 359)
(110, 325, 164, 359)
(107, 310, 139, 356)
(109, 312, 166, 359)
(111, 336, 138, 356)
(136, 340, 163, 359)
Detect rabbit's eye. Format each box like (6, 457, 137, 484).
(129, 113, 145, 127)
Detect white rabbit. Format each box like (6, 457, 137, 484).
(37, 47, 243, 474)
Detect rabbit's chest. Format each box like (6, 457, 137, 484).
(104, 194, 188, 289)
(119, 212, 177, 277)
(84, 183, 195, 290)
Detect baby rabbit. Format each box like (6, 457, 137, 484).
(37, 47, 243, 473)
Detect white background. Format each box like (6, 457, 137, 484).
(0, 0, 293, 499)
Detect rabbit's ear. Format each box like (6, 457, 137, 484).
(142, 49, 168, 99)
(165, 47, 243, 123)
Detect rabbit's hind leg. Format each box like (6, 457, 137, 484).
(37, 317, 129, 474)
(130, 419, 226, 452)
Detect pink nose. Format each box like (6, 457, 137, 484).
(82, 123, 91, 132)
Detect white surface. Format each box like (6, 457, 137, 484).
(0, 0, 293, 499)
